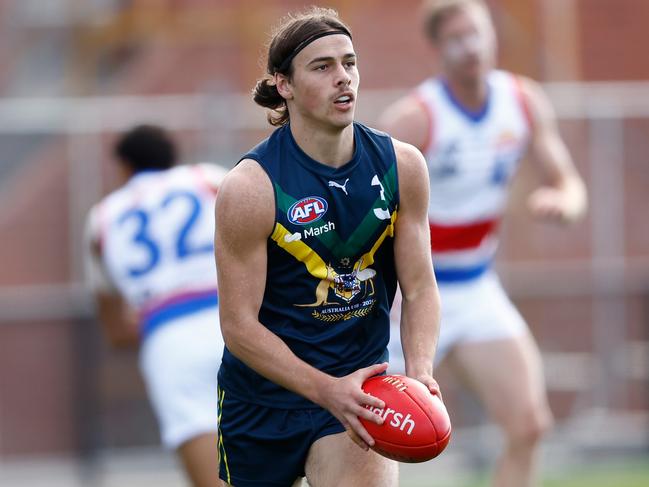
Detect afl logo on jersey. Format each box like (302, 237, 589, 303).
(288, 196, 328, 225)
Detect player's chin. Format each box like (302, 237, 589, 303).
(331, 115, 354, 129)
(460, 60, 487, 80)
(328, 109, 355, 126)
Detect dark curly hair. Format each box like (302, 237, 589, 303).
(114, 124, 177, 172)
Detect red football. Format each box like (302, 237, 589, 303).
(359, 375, 451, 463)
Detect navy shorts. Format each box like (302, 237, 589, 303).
(217, 388, 346, 486)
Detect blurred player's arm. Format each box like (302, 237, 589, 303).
(83, 207, 139, 348)
(215, 160, 386, 450)
(520, 76, 587, 222)
(94, 292, 139, 348)
(377, 95, 431, 152)
(392, 140, 441, 394)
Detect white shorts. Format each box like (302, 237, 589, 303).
(387, 271, 527, 374)
(139, 306, 224, 449)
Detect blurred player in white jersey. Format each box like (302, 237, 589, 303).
(84, 125, 227, 487)
(380, 1, 587, 486)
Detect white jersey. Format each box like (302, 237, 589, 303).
(85, 163, 227, 337)
(415, 70, 530, 281)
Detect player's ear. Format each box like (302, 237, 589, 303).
(275, 73, 294, 101)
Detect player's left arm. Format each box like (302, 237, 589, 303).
(83, 207, 139, 348)
(94, 292, 140, 348)
(392, 139, 442, 395)
(520, 76, 588, 222)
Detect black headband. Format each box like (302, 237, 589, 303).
(276, 29, 352, 73)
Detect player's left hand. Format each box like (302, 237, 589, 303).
(415, 373, 442, 399)
(527, 186, 579, 223)
(406, 364, 442, 400)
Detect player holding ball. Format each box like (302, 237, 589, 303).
(381, 1, 587, 486)
(215, 6, 444, 487)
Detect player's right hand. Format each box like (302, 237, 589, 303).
(318, 362, 389, 450)
(527, 186, 581, 223)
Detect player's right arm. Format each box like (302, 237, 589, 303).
(215, 159, 386, 450)
(83, 207, 139, 348)
(378, 95, 431, 152)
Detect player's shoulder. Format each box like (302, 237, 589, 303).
(379, 90, 429, 127)
(223, 158, 271, 188)
(215, 159, 275, 242)
(94, 180, 133, 212)
(392, 139, 428, 182)
(392, 138, 426, 166)
(94, 169, 169, 215)
(390, 139, 429, 211)
(215, 159, 274, 229)
(501, 71, 553, 122)
(491, 68, 522, 82)
(378, 88, 432, 151)
(495, 69, 544, 97)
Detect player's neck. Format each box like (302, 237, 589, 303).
(444, 76, 489, 112)
(118, 165, 135, 185)
(289, 120, 355, 169)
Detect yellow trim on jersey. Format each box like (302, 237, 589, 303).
(271, 223, 329, 279)
(271, 212, 398, 278)
(217, 387, 231, 484)
(358, 210, 398, 269)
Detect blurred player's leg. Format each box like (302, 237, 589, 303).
(178, 433, 219, 487)
(139, 309, 222, 486)
(446, 333, 553, 487)
(305, 432, 398, 487)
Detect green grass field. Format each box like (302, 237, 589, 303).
(543, 460, 649, 487)
(400, 458, 649, 487)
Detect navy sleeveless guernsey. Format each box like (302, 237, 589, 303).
(218, 122, 400, 408)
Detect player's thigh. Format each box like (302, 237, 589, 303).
(446, 332, 551, 433)
(178, 432, 220, 487)
(305, 432, 398, 487)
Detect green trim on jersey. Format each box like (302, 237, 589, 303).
(273, 163, 398, 259)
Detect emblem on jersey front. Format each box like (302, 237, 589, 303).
(492, 130, 524, 186)
(287, 196, 328, 225)
(295, 257, 376, 307)
(333, 264, 376, 303)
